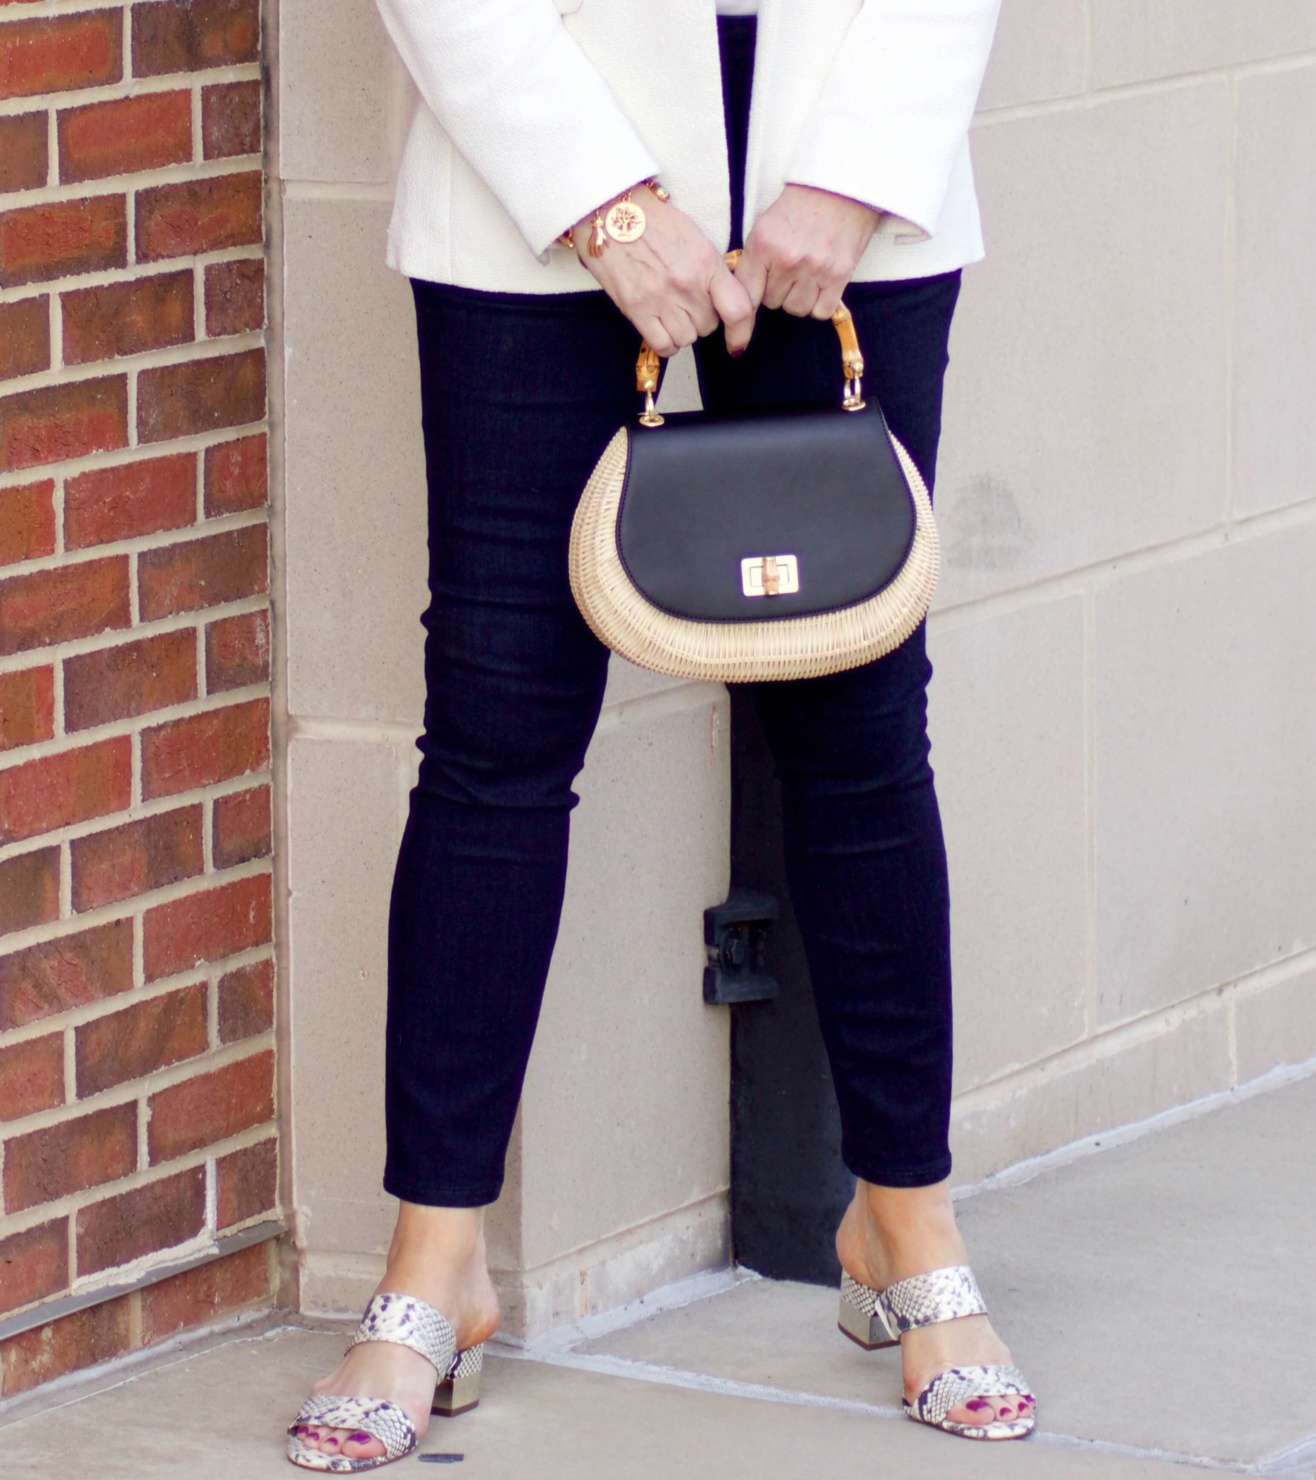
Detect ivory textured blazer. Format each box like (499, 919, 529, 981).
(374, 0, 1002, 292)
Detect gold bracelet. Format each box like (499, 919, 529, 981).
(560, 179, 669, 255)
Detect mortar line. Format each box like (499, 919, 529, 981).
(0, 504, 267, 582)
(0, 153, 263, 209)
(191, 76, 204, 168)
(1223, 65, 1239, 531)
(953, 1052, 1316, 1201)
(928, 495, 1316, 634)
(48, 288, 62, 373)
(1082, 585, 1098, 1037)
(0, 1112, 277, 1245)
(953, 944, 1316, 1115)
(284, 681, 726, 749)
(1082, 0, 1093, 93)
(0, 771, 274, 869)
(0, 599, 269, 682)
(0, 245, 265, 310)
(0, 855, 272, 958)
(45, 102, 58, 189)
(515, 1266, 755, 1355)
(593, 680, 726, 735)
(0, 328, 265, 399)
(975, 50, 1316, 126)
(0, 685, 270, 772)
(280, 180, 395, 202)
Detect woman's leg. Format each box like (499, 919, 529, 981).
(385, 281, 641, 1211)
(298, 281, 644, 1461)
(695, 274, 1029, 1426)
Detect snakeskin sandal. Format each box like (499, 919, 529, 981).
(838, 1266, 1035, 1441)
(286, 1292, 485, 1471)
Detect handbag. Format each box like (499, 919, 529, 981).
(568, 271, 940, 684)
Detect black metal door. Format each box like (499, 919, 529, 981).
(726, 687, 852, 1284)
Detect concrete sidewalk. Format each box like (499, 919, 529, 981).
(2, 1072, 1313, 1479)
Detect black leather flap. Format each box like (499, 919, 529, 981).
(617, 405, 916, 623)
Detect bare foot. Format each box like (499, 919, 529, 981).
(834, 1179, 1034, 1430)
(293, 1204, 501, 1464)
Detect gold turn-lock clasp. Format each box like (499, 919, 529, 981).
(633, 252, 865, 425)
(740, 554, 800, 598)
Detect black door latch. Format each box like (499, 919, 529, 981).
(703, 888, 779, 1004)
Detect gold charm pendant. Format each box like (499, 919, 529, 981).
(605, 197, 647, 244)
(587, 213, 609, 257)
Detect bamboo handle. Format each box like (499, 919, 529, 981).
(635, 250, 865, 426)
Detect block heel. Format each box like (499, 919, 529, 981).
(837, 1271, 900, 1350)
(432, 1343, 483, 1417)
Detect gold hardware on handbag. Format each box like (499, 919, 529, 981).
(569, 256, 940, 683)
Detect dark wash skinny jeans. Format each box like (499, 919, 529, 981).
(384, 11, 960, 1208)
(383, 269, 962, 1208)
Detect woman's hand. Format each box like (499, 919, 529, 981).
(574, 189, 756, 358)
(735, 184, 882, 321)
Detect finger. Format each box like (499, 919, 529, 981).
(782, 277, 823, 319)
(811, 278, 846, 320)
(639, 315, 677, 359)
(674, 306, 702, 349)
(733, 250, 769, 314)
(688, 288, 721, 339)
(661, 307, 700, 353)
(710, 270, 756, 356)
(760, 267, 793, 312)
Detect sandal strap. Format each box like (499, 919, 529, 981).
(913, 1364, 1033, 1428)
(879, 1265, 987, 1333)
(446, 1344, 484, 1381)
(839, 1271, 882, 1319)
(291, 1394, 417, 1461)
(348, 1292, 456, 1375)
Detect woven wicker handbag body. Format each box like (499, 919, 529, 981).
(569, 283, 940, 685)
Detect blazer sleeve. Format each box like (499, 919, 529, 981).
(785, 0, 1002, 239)
(374, 0, 660, 257)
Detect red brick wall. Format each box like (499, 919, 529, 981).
(1, 1237, 276, 1396)
(0, 0, 276, 1390)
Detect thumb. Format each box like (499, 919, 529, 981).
(733, 249, 768, 315)
(712, 267, 756, 357)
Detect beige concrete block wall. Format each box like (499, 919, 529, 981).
(269, 0, 730, 1329)
(938, 1, 1316, 1181)
(268, 0, 1316, 1327)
